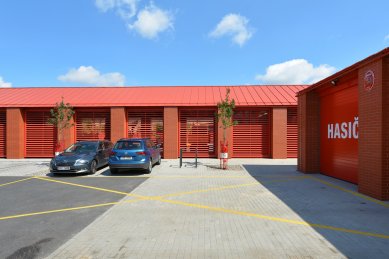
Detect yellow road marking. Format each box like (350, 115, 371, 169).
(33, 177, 149, 199)
(0, 177, 35, 188)
(2, 176, 388, 239)
(308, 176, 389, 208)
(160, 182, 259, 198)
(157, 198, 389, 239)
(83, 175, 250, 179)
(0, 198, 145, 221)
(0, 202, 117, 221)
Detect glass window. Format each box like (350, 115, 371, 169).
(65, 142, 98, 154)
(114, 141, 143, 150)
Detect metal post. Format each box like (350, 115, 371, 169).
(179, 148, 183, 168)
(195, 148, 198, 168)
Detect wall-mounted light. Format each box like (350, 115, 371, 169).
(331, 78, 339, 86)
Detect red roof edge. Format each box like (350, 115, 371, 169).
(297, 47, 389, 96)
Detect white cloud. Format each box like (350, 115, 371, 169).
(209, 14, 254, 46)
(128, 3, 173, 39)
(58, 66, 125, 86)
(95, 0, 173, 39)
(0, 76, 12, 88)
(255, 59, 336, 84)
(385, 34, 389, 41)
(95, 0, 137, 19)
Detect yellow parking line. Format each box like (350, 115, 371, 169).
(160, 182, 259, 198)
(158, 198, 389, 239)
(0, 177, 35, 188)
(0, 202, 118, 221)
(308, 176, 389, 208)
(33, 177, 148, 199)
(0, 198, 146, 221)
(84, 175, 250, 179)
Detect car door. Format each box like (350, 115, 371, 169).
(103, 141, 112, 165)
(146, 140, 157, 162)
(96, 141, 105, 167)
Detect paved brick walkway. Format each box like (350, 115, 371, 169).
(44, 159, 389, 258)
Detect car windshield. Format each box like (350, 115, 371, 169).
(114, 141, 142, 150)
(64, 143, 98, 154)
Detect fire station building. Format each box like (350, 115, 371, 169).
(0, 85, 304, 160)
(298, 48, 389, 200)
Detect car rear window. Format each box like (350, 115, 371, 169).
(114, 141, 143, 150)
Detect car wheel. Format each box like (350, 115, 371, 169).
(156, 155, 161, 165)
(146, 160, 152, 174)
(110, 168, 118, 174)
(89, 160, 97, 174)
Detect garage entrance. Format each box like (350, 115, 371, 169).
(232, 109, 270, 158)
(287, 108, 298, 158)
(76, 109, 111, 141)
(25, 110, 56, 157)
(0, 110, 5, 157)
(179, 109, 216, 157)
(127, 109, 164, 153)
(319, 78, 358, 184)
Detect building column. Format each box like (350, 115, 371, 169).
(272, 107, 287, 159)
(297, 91, 320, 173)
(358, 58, 389, 200)
(164, 107, 178, 159)
(110, 107, 127, 143)
(6, 108, 25, 158)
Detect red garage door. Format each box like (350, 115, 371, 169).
(0, 110, 5, 157)
(233, 109, 270, 158)
(319, 79, 358, 184)
(287, 108, 298, 158)
(25, 110, 56, 157)
(76, 110, 110, 141)
(179, 109, 216, 157)
(128, 109, 164, 147)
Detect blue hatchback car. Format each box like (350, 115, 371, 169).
(108, 138, 161, 174)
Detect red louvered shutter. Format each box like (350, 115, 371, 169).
(127, 109, 164, 153)
(179, 109, 216, 158)
(287, 108, 298, 158)
(232, 109, 270, 158)
(0, 110, 5, 157)
(25, 110, 56, 157)
(76, 110, 111, 141)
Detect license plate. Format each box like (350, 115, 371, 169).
(121, 156, 132, 160)
(58, 166, 70, 170)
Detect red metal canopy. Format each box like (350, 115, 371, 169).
(0, 85, 307, 108)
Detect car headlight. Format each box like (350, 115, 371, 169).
(74, 159, 89, 166)
(50, 159, 56, 168)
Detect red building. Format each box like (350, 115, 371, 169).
(298, 48, 389, 200)
(0, 85, 304, 160)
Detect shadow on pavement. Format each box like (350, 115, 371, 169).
(243, 164, 389, 258)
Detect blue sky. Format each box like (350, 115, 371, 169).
(0, 0, 388, 87)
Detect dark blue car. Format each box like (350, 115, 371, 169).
(108, 138, 161, 174)
(50, 140, 113, 175)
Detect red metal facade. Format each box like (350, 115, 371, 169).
(127, 108, 164, 148)
(0, 110, 5, 157)
(319, 80, 358, 184)
(179, 109, 216, 157)
(75, 109, 111, 141)
(232, 109, 270, 158)
(287, 108, 298, 158)
(25, 110, 56, 157)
